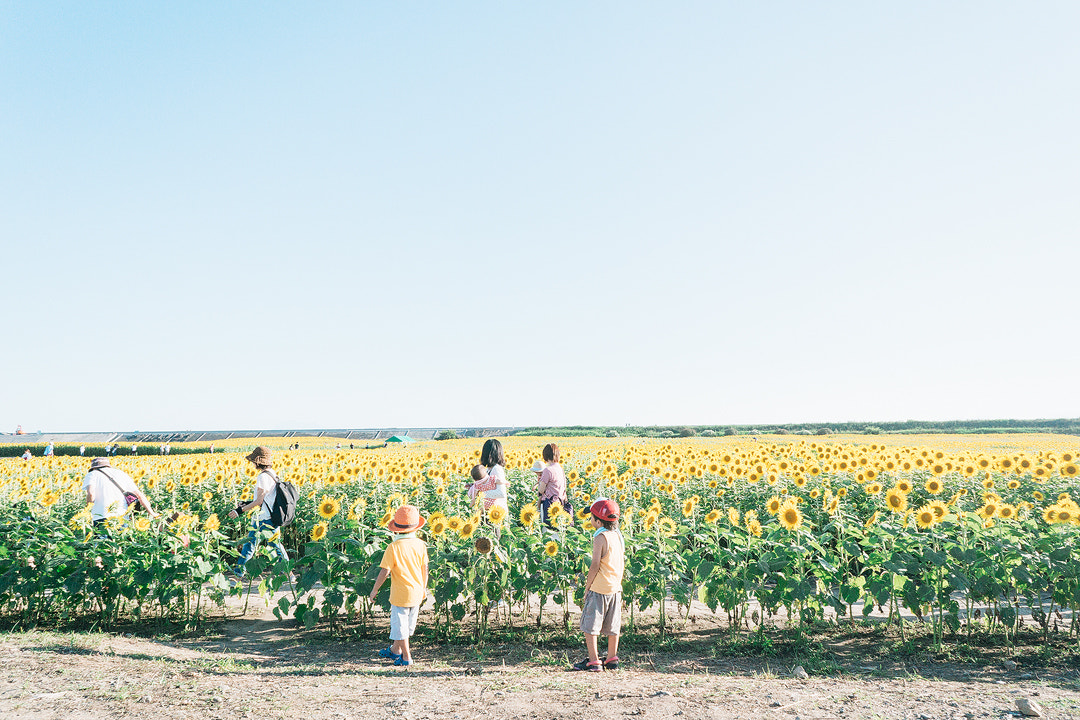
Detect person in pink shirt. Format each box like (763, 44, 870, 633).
(537, 443, 571, 526)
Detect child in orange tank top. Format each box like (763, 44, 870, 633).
(572, 499, 624, 672)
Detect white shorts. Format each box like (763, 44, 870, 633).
(390, 604, 419, 641)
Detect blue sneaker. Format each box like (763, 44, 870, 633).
(393, 656, 412, 667)
(378, 647, 402, 661)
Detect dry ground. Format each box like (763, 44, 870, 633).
(3, 591, 1080, 720)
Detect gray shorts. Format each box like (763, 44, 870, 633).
(390, 604, 419, 641)
(580, 590, 621, 636)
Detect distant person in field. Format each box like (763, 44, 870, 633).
(79, 445, 86, 456)
(44, 442, 54, 457)
(21, 449, 31, 461)
(478, 439, 509, 515)
(83, 457, 158, 526)
(537, 442, 571, 526)
(228, 446, 288, 579)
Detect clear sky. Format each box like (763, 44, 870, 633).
(2, 2, 1078, 433)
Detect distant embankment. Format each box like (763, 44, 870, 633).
(514, 418, 1080, 438)
(0, 427, 517, 455)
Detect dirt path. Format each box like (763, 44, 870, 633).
(3, 591, 1080, 719)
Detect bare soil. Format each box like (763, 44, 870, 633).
(3, 591, 1080, 720)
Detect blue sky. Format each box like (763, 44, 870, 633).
(2, 2, 1078, 432)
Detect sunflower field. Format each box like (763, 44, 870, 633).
(2, 435, 1079, 648)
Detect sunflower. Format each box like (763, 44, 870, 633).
(1054, 504, 1076, 524)
(378, 511, 392, 527)
(429, 518, 447, 536)
(311, 522, 328, 541)
(544, 540, 559, 557)
(1062, 463, 1079, 478)
(914, 505, 936, 530)
(474, 537, 493, 555)
(924, 479, 943, 495)
(317, 496, 341, 520)
(1033, 491, 1044, 502)
(746, 518, 763, 537)
(459, 520, 477, 539)
(704, 509, 721, 524)
(778, 502, 802, 532)
(895, 480, 913, 494)
(134, 516, 152, 532)
(929, 500, 948, 519)
(658, 517, 677, 537)
(866, 483, 882, 495)
(519, 504, 539, 528)
(1043, 506, 1058, 524)
(37, 488, 60, 508)
(885, 489, 908, 513)
(728, 507, 740, 526)
(978, 501, 998, 520)
(203, 513, 220, 533)
(766, 496, 782, 516)
(446, 516, 463, 532)
(997, 503, 1017, 520)
(682, 499, 697, 517)
(865, 511, 879, 529)
(488, 504, 508, 525)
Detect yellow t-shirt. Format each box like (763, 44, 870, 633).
(379, 537, 428, 607)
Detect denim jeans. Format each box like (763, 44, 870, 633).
(235, 518, 287, 575)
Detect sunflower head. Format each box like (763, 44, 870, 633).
(488, 504, 508, 525)
(311, 522, 328, 541)
(544, 540, 559, 557)
(885, 489, 908, 513)
(474, 536, 493, 555)
(914, 506, 936, 530)
(203, 514, 220, 533)
(318, 495, 341, 520)
(519, 504, 539, 528)
(778, 502, 802, 531)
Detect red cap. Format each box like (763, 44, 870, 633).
(590, 498, 620, 522)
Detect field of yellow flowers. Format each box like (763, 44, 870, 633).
(2, 434, 1079, 647)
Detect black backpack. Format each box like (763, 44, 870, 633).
(265, 470, 299, 528)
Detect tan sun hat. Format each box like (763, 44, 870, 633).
(245, 446, 273, 465)
(530, 459, 545, 473)
(389, 505, 426, 533)
(89, 457, 111, 470)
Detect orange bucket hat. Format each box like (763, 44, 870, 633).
(389, 505, 426, 532)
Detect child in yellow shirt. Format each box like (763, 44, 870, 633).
(368, 505, 429, 667)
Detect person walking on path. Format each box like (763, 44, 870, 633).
(227, 446, 288, 578)
(368, 505, 429, 667)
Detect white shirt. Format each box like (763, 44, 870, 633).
(83, 467, 139, 521)
(254, 470, 279, 522)
(483, 465, 509, 502)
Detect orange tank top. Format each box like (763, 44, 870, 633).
(591, 529, 624, 595)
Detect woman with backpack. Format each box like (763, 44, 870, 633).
(228, 446, 288, 579)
